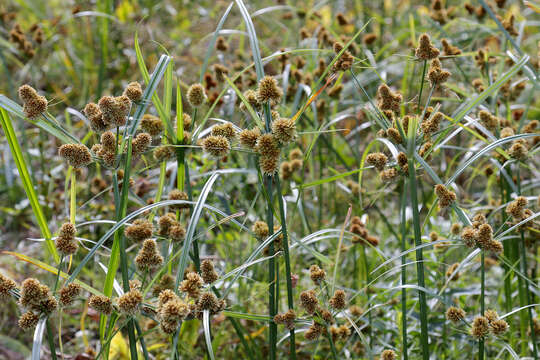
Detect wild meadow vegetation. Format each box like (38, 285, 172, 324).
(0, 0, 539, 359)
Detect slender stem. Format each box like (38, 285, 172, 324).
(407, 163, 430, 360)
(70, 169, 76, 224)
(275, 176, 297, 359)
(400, 182, 408, 360)
(417, 60, 427, 114)
(46, 318, 58, 360)
(479, 251, 485, 360)
(326, 329, 339, 360)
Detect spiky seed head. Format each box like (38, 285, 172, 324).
(89, 295, 112, 314)
(427, 58, 451, 86)
(259, 155, 280, 175)
(201, 259, 218, 284)
(154, 145, 175, 161)
(381, 350, 397, 360)
(252, 221, 269, 239)
(125, 219, 153, 242)
(471, 316, 490, 339)
(500, 127, 515, 138)
(202, 135, 230, 158)
(508, 141, 528, 160)
(304, 322, 324, 340)
(56, 222, 78, 255)
(100, 131, 116, 153)
(179, 272, 203, 299)
(18, 311, 39, 330)
(446, 306, 466, 323)
(135, 239, 163, 271)
(59, 283, 81, 306)
(98, 95, 131, 127)
(18, 85, 47, 118)
(386, 128, 402, 144)
(117, 289, 143, 315)
(58, 144, 92, 168)
(123, 82, 143, 102)
(271, 118, 297, 145)
(450, 223, 461, 235)
(187, 83, 206, 108)
(18, 84, 39, 102)
(19, 278, 50, 310)
(300, 289, 318, 314)
(366, 152, 388, 171)
(446, 263, 460, 281)
(132, 132, 152, 155)
(239, 128, 261, 149)
(434, 184, 456, 208)
(160, 298, 189, 322)
(309, 265, 326, 284)
(475, 223, 493, 249)
(0, 274, 17, 299)
(256, 76, 282, 104)
(491, 319, 509, 335)
(211, 122, 236, 141)
(168, 189, 189, 210)
(169, 224, 186, 242)
(255, 133, 280, 158)
(85, 102, 108, 133)
(380, 168, 399, 182)
(415, 33, 440, 60)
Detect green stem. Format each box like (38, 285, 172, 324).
(479, 251, 485, 360)
(407, 163, 430, 360)
(275, 176, 296, 360)
(46, 318, 58, 360)
(400, 181, 408, 360)
(417, 60, 427, 114)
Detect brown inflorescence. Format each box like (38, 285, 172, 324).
(18, 85, 47, 118)
(59, 144, 93, 168)
(56, 222, 78, 255)
(434, 184, 456, 208)
(98, 95, 131, 127)
(415, 33, 440, 60)
(201, 259, 219, 284)
(89, 294, 113, 315)
(187, 83, 206, 108)
(0, 274, 17, 299)
(135, 239, 164, 271)
(446, 306, 466, 323)
(179, 272, 203, 299)
(59, 283, 81, 306)
(125, 219, 153, 242)
(329, 289, 346, 310)
(123, 82, 143, 102)
(117, 289, 143, 315)
(202, 135, 230, 158)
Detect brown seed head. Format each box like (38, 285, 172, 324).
(89, 295, 112, 315)
(59, 283, 81, 306)
(211, 122, 236, 141)
(187, 83, 206, 108)
(179, 272, 203, 299)
(135, 239, 163, 271)
(381, 350, 397, 360)
(132, 132, 152, 155)
(239, 128, 261, 149)
(300, 289, 319, 314)
(446, 306, 466, 323)
(123, 82, 143, 102)
(117, 289, 143, 315)
(18, 312, 39, 330)
(169, 224, 186, 242)
(329, 289, 346, 310)
(471, 316, 490, 339)
(256, 76, 282, 104)
(125, 219, 153, 242)
(0, 274, 17, 299)
(415, 33, 440, 60)
(169, 189, 189, 210)
(154, 145, 175, 162)
(201, 259, 219, 284)
(59, 144, 92, 168)
(202, 135, 230, 158)
(309, 265, 326, 284)
(272, 118, 297, 145)
(98, 95, 131, 127)
(366, 152, 388, 171)
(434, 184, 456, 208)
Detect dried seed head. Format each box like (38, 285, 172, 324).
(100, 131, 116, 153)
(239, 128, 261, 149)
(300, 289, 318, 314)
(169, 224, 186, 242)
(290, 159, 302, 171)
(381, 350, 397, 360)
(332, 42, 354, 71)
(125, 219, 153, 242)
(478, 110, 499, 131)
(187, 83, 206, 108)
(304, 322, 324, 340)
(491, 319, 509, 335)
(508, 140, 528, 160)
(434, 184, 456, 208)
(135, 239, 163, 271)
(446, 263, 460, 281)
(329, 289, 346, 310)
(179, 272, 203, 299)
(19, 278, 50, 310)
(98, 95, 131, 127)
(257, 76, 283, 104)
(441, 39, 461, 56)
(89, 295, 112, 314)
(471, 316, 490, 339)
(255, 133, 280, 158)
(272, 118, 297, 145)
(202, 135, 230, 158)
(154, 145, 175, 161)
(168, 189, 189, 210)
(58, 144, 92, 168)
(160, 295, 189, 322)
(366, 152, 388, 171)
(309, 265, 326, 284)
(18, 311, 39, 330)
(506, 196, 528, 220)
(18, 85, 47, 118)
(475, 223, 493, 249)
(289, 148, 303, 161)
(446, 306, 466, 323)
(259, 154, 280, 175)
(252, 221, 269, 239)
(85, 102, 109, 133)
(211, 122, 236, 141)
(486, 240, 503, 254)
(450, 223, 461, 235)
(380, 168, 399, 182)
(56, 222, 78, 255)
(500, 127, 514, 138)
(386, 128, 402, 144)
(428, 58, 451, 86)
(196, 292, 226, 316)
(132, 132, 152, 155)
(461, 226, 476, 248)
(123, 82, 143, 102)
(377, 84, 402, 114)
(158, 213, 176, 236)
(415, 33, 440, 60)
(201, 259, 219, 284)
(0, 274, 17, 298)
(59, 283, 81, 306)
(274, 309, 296, 330)
(117, 289, 143, 315)
(212, 64, 229, 82)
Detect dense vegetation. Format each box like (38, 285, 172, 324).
(0, 0, 539, 359)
